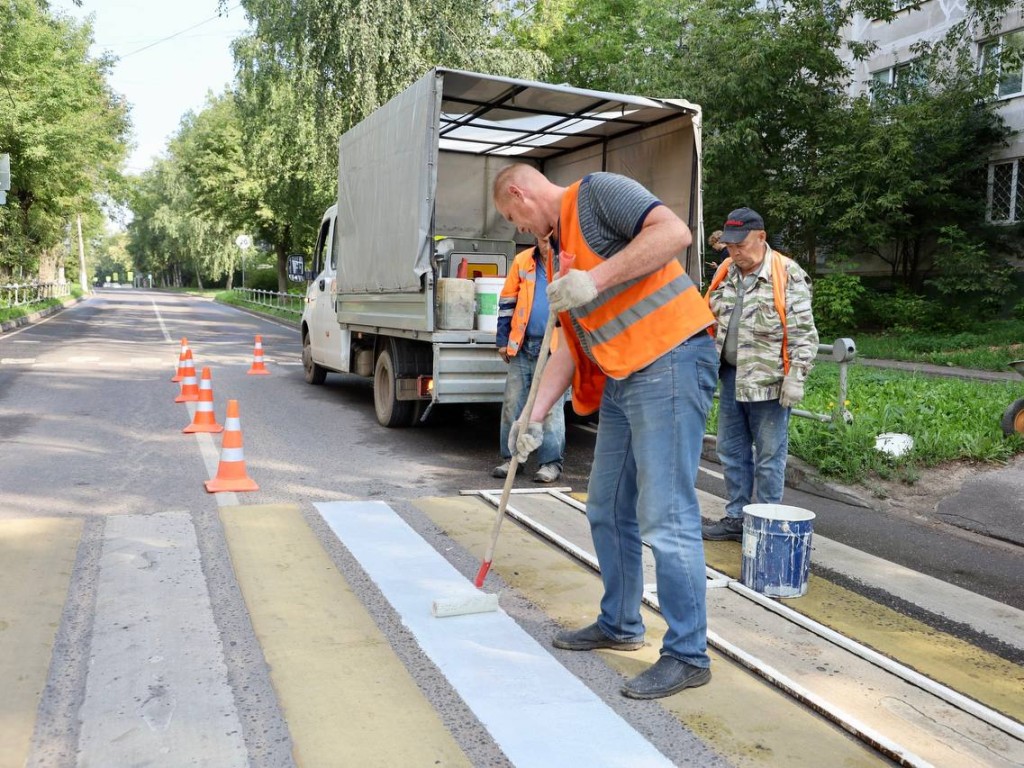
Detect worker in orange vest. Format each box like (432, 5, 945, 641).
(493, 240, 565, 483)
(492, 163, 717, 700)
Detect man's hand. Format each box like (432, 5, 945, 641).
(779, 373, 805, 409)
(509, 420, 544, 463)
(499, 348, 511, 364)
(547, 269, 597, 312)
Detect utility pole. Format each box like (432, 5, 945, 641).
(77, 214, 88, 292)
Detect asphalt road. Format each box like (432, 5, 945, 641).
(2, 289, 1021, 767)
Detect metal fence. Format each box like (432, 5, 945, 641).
(232, 287, 304, 316)
(793, 338, 857, 424)
(0, 281, 71, 309)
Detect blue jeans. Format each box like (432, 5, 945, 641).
(586, 334, 718, 667)
(499, 338, 565, 466)
(716, 364, 790, 518)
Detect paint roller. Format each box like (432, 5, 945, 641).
(432, 245, 571, 619)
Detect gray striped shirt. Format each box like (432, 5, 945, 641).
(576, 172, 662, 259)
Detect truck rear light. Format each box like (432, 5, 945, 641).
(417, 376, 433, 397)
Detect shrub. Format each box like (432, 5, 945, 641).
(246, 267, 280, 291)
(812, 270, 865, 338)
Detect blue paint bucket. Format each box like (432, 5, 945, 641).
(741, 504, 816, 598)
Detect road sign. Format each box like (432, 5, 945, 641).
(235, 234, 252, 249)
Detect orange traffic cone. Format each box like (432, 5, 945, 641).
(171, 337, 190, 382)
(183, 367, 224, 434)
(205, 400, 258, 492)
(174, 349, 200, 403)
(246, 335, 270, 375)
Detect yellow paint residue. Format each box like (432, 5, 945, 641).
(221, 505, 470, 768)
(0, 517, 83, 768)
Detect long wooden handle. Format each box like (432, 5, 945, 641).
(474, 309, 558, 587)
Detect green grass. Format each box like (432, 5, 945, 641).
(708, 362, 1024, 486)
(0, 288, 83, 324)
(216, 291, 302, 324)
(853, 319, 1024, 372)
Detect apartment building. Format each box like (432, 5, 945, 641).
(845, 2, 1024, 225)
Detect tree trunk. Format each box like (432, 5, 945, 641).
(276, 222, 291, 293)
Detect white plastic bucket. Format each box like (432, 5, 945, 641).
(474, 277, 504, 332)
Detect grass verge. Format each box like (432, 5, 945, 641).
(0, 288, 83, 325)
(853, 319, 1024, 372)
(708, 362, 1024, 485)
(216, 291, 302, 325)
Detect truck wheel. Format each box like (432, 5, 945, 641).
(1001, 398, 1024, 436)
(374, 348, 415, 427)
(303, 332, 327, 385)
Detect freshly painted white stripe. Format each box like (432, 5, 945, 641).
(699, 465, 724, 480)
(316, 500, 675, 768)
(78, 513, 246, 766)
(0, 358, 36, 364)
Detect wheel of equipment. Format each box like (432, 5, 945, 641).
(374, 346, 415, 427)
(302, 330, 327, 385)
(1001, 398, 1024, 436)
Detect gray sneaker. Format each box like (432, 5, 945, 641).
(552, 622, 644, 651)
(702, 516, 743, 541)
(533, 463, 561, 483)
(491, 460, 518, 479)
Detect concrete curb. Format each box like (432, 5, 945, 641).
(0, 294, 87, 334)
(701, 434, 875, 509)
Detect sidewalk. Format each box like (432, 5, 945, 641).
(859, 356, 1019, 381)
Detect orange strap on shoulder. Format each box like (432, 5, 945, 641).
(704, 252, 790, 374)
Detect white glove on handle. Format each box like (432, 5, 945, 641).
(779, 373, 805, 409)
(547, 269, 597, 312)
(509, 420, 544, 463)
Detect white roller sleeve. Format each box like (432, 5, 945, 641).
(431, 592, 500, 618)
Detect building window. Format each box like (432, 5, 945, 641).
(981, 31, 1024, 99)
(869, 61, 925, 99)
(987, 159, 1024, 222)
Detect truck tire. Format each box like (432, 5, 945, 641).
(302, 330, 327, 385)
(1001, 398, 1024, 436)
(374, 347, 415, 427)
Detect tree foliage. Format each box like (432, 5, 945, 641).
(0, 0, 129, 282)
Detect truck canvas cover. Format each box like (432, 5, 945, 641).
(335, 68, 702, 296)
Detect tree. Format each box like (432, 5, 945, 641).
(0, 0, 129, 281)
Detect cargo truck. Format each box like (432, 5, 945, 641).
(289, 68, 705, 427)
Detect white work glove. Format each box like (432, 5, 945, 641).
(779, 373, 805, 409)
(546, 269, 597, 312)
(509, 420, 544, 463)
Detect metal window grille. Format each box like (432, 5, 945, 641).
(990, 161, 1015, 222)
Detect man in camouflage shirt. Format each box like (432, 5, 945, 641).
(702, 208, 819, 541)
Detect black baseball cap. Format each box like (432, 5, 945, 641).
(719, 207, 765, 243)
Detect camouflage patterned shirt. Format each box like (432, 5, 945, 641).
(707, 246, 819, 402)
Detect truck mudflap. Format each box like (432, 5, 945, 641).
(432, 343, 506, 403)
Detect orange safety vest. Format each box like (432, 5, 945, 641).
(704, 251, 790, 374)
(552, 181, 715, 415)
(500, 246, 559, 357)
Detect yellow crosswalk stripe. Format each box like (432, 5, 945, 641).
(220, 504, 471, 767)
(0, 518, 82, 768)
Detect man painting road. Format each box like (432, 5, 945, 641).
(493, 163, 718, 700)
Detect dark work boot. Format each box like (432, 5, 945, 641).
(552, 622, 645, 651)
(621, 655, 711, 699)
(701, 516, 743, 541)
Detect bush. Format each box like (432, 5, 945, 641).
(246, 267, 280, 291)
(812, 270, 865, 338)
(861, 289, 940, 333)
(1014, 299, 1024, 321)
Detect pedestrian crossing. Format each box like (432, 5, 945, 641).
(3, 494, 1022, 768)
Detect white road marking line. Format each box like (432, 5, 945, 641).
(150, 300, 172, 342)
(77, 512, 247, 766)
(699, 465, 724, 480)
(0, 358, 36, 364)
(317, 500, 676, 768)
